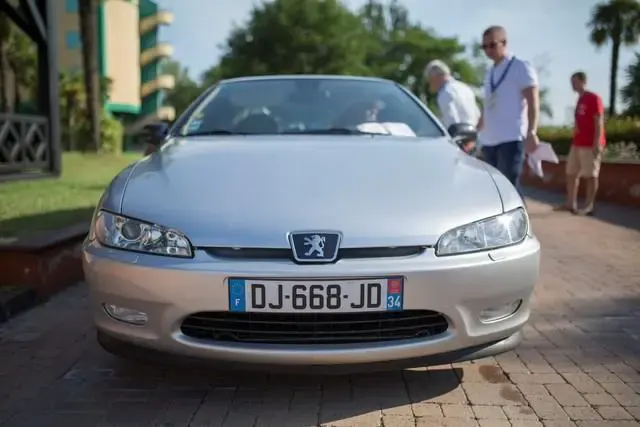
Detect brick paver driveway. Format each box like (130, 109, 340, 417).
(1, 190, 639, 427)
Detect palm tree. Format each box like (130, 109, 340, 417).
(78, 0, 101, 152)
(620, 52, 640, 116)
(587, 0, 640, 117)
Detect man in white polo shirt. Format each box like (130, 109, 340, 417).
(425, 60, 481, 130)
(477, 25, 540, 191)
(424, 60, 481, 154)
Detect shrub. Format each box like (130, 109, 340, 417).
(539, 117, 640, 158)
(603, 142, 639, 161)
(99, 112, 124, 155)
(76, 110, 124, 154)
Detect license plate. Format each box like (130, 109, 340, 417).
(228, 277, 403, 313)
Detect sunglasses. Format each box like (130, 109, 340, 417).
(481, 40, 505, 50)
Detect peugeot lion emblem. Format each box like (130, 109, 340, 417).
(289, 231, 342, 263)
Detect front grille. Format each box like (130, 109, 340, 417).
(180, 310, 449, 345)
(203, 246, 425, 261)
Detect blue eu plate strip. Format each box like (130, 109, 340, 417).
(228, 279, 246, 312)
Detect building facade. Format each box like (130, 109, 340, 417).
(54, 0, 175, 143)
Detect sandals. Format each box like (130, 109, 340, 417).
(552, 204, 576, 213)
(575, 207, 596, 216)
(552, 204, 596, 216)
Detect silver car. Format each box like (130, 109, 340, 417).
(82, 75, 540, 372)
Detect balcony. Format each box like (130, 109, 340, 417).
(125, 106, 176, 135)
(157, 106, 176, 122)
(139, 10, 174, 34)
(140, 43, 173, 66)
(140, 75, 175, 98)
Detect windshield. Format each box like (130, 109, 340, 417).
(177, 78, 445, 138)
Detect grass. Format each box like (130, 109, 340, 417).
(0, 152, 141, 239)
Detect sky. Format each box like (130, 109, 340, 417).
(155, 0, 638, 126)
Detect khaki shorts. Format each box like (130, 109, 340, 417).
(566, 146, 603, 178)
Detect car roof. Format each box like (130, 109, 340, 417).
(218, 74, 396, 85)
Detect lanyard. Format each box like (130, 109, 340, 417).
(490, 56, 515, 94)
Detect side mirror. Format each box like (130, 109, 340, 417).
(447, 123, 477, 142)
(141, 122, 169, 147)
(447, 123, 478, 152)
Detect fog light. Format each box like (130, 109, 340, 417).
(103, 304, 148, 325)
(479, 300, 522, 323)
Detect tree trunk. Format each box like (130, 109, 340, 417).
(13, 77, 21, 111)
(78, 0, 101, 152)
(609, 39, 620, 117)
(67, 94, 75, 151)
(0, 43, 11, 112)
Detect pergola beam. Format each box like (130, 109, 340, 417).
(22, 0, 47, 43)
(0, 0, 40, 42)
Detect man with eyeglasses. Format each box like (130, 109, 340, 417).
(477, 25, 540, 192)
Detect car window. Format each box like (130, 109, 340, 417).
(177, 78, 445, 138)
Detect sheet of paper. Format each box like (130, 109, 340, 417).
(527, 141, 559, 178)
(356, 122, 417, 137)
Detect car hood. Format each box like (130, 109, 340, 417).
(119, 136, 504, 248)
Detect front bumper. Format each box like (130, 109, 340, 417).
(82, 236, 540, 369)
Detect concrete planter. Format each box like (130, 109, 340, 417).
(0, 224, 88, 323)
(521, 157, 640, 208)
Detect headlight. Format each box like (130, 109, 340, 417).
(435, 208, 528, 256)
(93, 210, 193, 258)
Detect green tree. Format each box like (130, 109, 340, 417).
(214, 0, 372, 78)
(208, 0, 481, 106)
(531, 53, 554, 120)
(358, 0, 478, 100)
(59, 72, 112, 151)
(587, 0, 640, 117)
(0, 15, 37, 113)
(59, 70, 116, 152)
(200, 65, 224, 88)
(78, 0, 102, 151)
(620, 52, 640, 116)
(162, 59, 201, 117)
(7, 28, 37, 110)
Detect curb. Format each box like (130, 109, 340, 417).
(0, 221, 89, 325)
(0, 286, 39, 325)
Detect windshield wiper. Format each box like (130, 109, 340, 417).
(283, 128, 380, 135)
(182, 130, 246, 136)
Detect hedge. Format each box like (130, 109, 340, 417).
(539, 117, 640, 157)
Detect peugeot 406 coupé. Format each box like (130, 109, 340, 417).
(82, 75, 540, 372)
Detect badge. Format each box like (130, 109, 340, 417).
(486, 93, 497, 110)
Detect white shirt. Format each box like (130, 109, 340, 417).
(481, 54, 538, 146)
(436, 78, 481, 129)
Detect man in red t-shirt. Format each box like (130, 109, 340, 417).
(555, 71, 606, 215)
